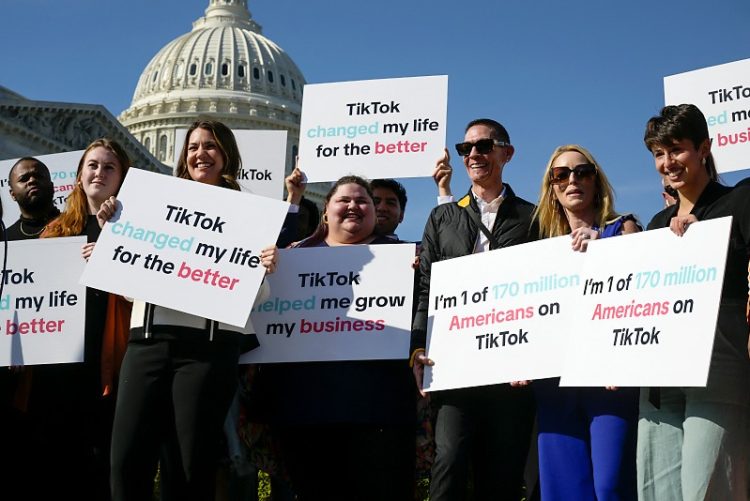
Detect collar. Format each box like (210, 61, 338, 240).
(472, 186, 505, 213)
(457, 183, 514, 211)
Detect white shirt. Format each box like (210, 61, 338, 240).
(472, 186, 506, 253)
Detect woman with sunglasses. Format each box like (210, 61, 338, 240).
(533, 144, 640, 501)
(638, 104, 750, 501)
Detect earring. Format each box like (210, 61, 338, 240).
(702, 157, 706, 166)
(323, 213, 328, 224)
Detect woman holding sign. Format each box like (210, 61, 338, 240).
(258, 175, 416, 501)
(638, 104, 750, 501)
(533, 144, 640, 501)
(109, 120, 278, 501)
(29, 138, 131, 500)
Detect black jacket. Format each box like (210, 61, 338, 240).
(648, 181, 750, 358)
(410, 184, 538, 357)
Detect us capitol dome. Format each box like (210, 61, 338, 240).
(119, 0, 306, 180)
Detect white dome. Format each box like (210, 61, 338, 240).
(119, 0, 308, 175)
(128, 0, 304, 112)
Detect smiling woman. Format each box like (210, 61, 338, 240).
(255, 175, 417, 500)
(110, 120, 278, 501)
(638, 104, 750, 501)
(27, 138, 132, 500)
(297, 175, 380, 246)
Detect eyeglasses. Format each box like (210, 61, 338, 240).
(549, 163, 597, 185)
(455, 138, 509, 157)
(663, 185, 679, 198)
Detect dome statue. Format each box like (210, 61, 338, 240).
(119, 0, 306, 183)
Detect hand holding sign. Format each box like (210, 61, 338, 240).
(80, 169, 289, 327)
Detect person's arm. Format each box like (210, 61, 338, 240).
(81, 196, 119, 260)
(410, 210, 441, 397)
(285, 164, 305, 206)
(621, 218, 641, 235)
(669, 214, 698, 236)
(277, 165, 306, 247)
(433, 148, 453, 203)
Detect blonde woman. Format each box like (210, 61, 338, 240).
(533, 144, 640, 501)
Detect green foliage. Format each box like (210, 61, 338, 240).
(258, 471, 271, 501)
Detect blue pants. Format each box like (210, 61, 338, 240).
(534, 379, 638, 501)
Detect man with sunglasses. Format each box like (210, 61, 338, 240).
(410, 118, 537, 500)
(661, 175, 678, 207)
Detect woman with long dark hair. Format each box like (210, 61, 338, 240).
(110, 120, 278, 501)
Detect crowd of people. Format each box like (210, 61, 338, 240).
(0, 103, 749, 501)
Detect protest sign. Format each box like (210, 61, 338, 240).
(423, 237, 584, 392)
(79, 169, 289, 327)
(665, 58, 750, 174)
(241, 244, 415, 363)
(298, 75, 448, 182)
(174, 129, 287, 200)
(560, 217, 731, 387)
(0, 150, 84, 226)
(0, 237, 87, 366)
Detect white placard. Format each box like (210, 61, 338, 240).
(560, 217, 731, 387)
(423, 237, 584, 392)
(665, 58, 750, 174)
(79, 169, 289, 327)
(0, 237, 87, 366)
(241, 244, 415, 363)
(298, 75, 448, 182)
(174, 129, 287, 200)
(0, 151, 84, 226)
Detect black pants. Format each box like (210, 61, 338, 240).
(110, 333, 240, 501)
(429, 384, 535, 501)
(276, 423, 416, 501)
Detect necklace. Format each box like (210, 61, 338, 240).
(19, 221, 46, 237)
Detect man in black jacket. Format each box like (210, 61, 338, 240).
(411, 118, 537, 501)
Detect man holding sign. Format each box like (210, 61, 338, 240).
(411, 119, 537, 500)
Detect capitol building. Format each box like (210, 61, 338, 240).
(0, 0, 321, 199)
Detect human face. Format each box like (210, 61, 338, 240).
(9, 159, 54, 213)
(651, 138, 708, 193)
(80, 147, 123, 214)
(373, 187, 403, 235)
(186, 127, 225, 186)
(325, 183, 375, 244)
(462, 125, 512, 189)
(551, 151, 597, 215)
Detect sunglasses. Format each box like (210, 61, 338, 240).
(455, 138, 509, 157)
(549, 163, 597, 185)
(664, 185, 679, 198)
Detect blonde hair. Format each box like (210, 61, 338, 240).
(533, 144, 620, 238)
